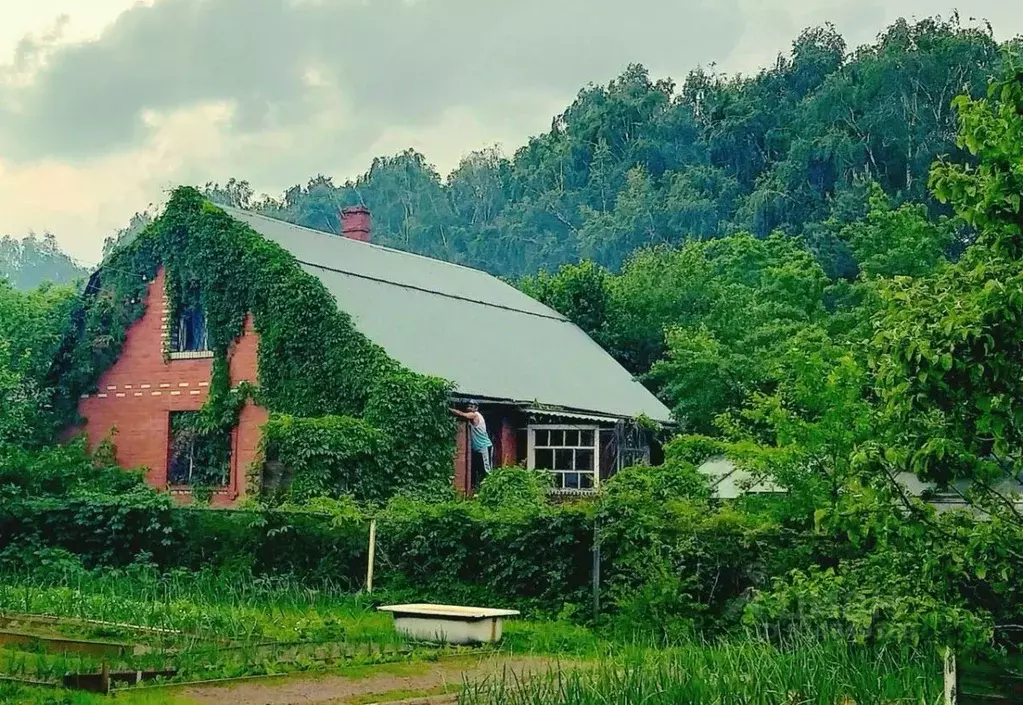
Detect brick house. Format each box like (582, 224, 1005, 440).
(76, 205, 671, 502)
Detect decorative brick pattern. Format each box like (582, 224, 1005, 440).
(75, 268, 265, 506)
(169, 351, 215, 360)
(160, 291, 171, 357)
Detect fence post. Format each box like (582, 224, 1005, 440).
(944, 646, 957, 705)
(592, 518, 601, 617)
(366, 518, 377, 593)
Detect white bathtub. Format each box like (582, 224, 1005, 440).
(378, 604, 520, 645)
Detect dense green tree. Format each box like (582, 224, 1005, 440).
(839, 183, 955, 278)
(641, 235, 828, 431)
(519, 261, 611, 345)
(239, 16, 999, 280)
(447, 147, 512, 229)
(0, 281, 78, 447)
(526, 232, 829, 433)
(102, 210, 154, 259)
(873, 65, 1023, 485)
(0, 233, 86, 290)
(203, 178, 256, 210)
(0, 343, 44, 449)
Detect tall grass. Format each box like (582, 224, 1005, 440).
(463, 636, 943, 705)
(0, 568, 402, 645)
(0, 681, 182, 704)
(0, 568, 424, 685)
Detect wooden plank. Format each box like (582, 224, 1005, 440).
(0, 612, 181, 636)
(0, 675, 57, 688)
(367, 518, 377, 593)
(945, 647, 957, 705)
(63, 667, 177, 693)
(959, 695, 1011, 704)
(0, 629, 128, 657)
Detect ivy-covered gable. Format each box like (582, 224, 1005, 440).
(56, 186, 455, 502)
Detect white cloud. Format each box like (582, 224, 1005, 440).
(0, 1, 150, 64)
(0, 101, 233, 265)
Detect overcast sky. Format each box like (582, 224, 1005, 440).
(0, 0, 1020, 265)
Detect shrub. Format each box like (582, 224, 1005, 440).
(476, 466, 553, 511)
(664, 434, 727, 466)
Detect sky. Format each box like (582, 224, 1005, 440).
(0, 0, 1020, 265)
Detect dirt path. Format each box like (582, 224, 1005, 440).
(175, 656, 556, 705)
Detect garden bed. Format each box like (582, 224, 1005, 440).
(0, 576, 436, 694)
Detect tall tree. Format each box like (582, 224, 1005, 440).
(0, 233, 87, 290)
(873, 66, 1023, 485)
(226, 16, 1000, 282)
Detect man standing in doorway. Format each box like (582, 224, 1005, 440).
(450, 400, 493, 480)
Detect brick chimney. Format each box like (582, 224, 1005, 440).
(340, 206, 371, 242)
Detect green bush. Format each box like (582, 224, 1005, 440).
(476, 466, 553, 511)
(0, 436, 145, 500)
(0, 439, 811, 629)
(745, 560, 994, 653)
(262, 414, 384, 501)
(663, 434, 727, 466)
(376, 498, 594, 612)
(598, 462, 811, 636)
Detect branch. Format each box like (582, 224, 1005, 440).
(882, 465, 923, 518)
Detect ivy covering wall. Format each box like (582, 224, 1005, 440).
(52, 187, 455, 501)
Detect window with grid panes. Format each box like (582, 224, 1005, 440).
(528, 425, 600, 491)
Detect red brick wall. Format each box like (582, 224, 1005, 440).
(499, 416, 517, 467)
(453, 422, 470, 494)
(76, 268, 265, 504)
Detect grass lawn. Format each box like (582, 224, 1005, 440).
(0, 571, 946, 704)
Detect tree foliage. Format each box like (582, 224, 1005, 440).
(874, 65, 1023, 485)
(200, 15, 1002, 281)
(0, 233, 86, 290)
(5, 15, 1023, 661)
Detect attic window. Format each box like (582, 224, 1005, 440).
(167, 411, 230, 487)
(170, 305, 210, 357)
(528, 425, 600, 492)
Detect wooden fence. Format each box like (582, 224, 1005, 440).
(946, 648, 1023, 704)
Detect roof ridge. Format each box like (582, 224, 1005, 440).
(221, 205, 500, 279)
(297, 258, 567, 322)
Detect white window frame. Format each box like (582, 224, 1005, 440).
(527, 424, 601, 492)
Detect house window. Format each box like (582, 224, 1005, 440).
(167, 411, 230, 487)
(528, 425, 600, 491)
(170, 305, 209, 354)
(617, 423, 652, 471)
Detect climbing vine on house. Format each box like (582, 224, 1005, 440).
(52, 187, 455, 501)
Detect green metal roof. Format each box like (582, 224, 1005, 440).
(222, 207, 673, 423)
